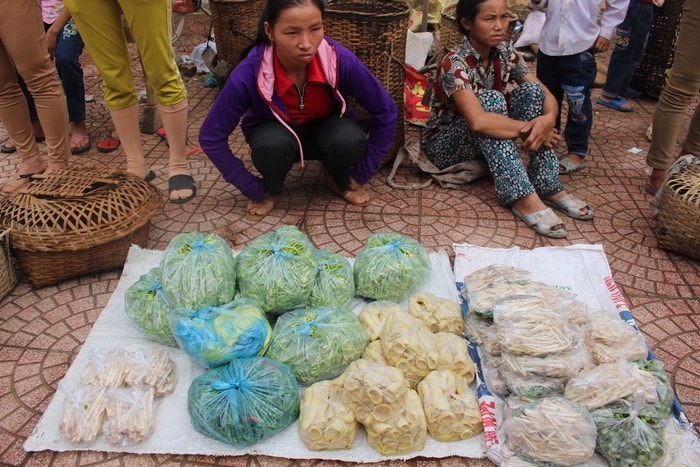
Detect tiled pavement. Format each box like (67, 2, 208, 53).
(1, 11, 698, 467)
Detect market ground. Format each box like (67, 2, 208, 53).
(1, 10, 698, 467)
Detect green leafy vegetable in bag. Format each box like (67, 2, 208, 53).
(170, 298, 272, 368)
(160, 231, 236, 309)
(591, 391, 667, 467)
(188, 357, 300, 446)
(354, 232, 431, 302)
(236, 225, 318, 313)
(124, 267, 177, 346)
(265, 305, 368, 386)
(308, 249, 355, 307)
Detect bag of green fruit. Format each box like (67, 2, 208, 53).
(591, 390, 667, 467)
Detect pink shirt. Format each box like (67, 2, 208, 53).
(41, 0, 64, 24)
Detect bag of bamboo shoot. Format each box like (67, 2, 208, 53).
(503, 396, 597, 466)
(357, 300, 403, 341)
(379, 310, 438, 387)
(407, 292, 463, 334)
(298, 380, 359, 450)
(565, 360, 659, 410)
(417, 369, 483, 442)
(122, 348, 177, 397)
(58, 381, 108, 445)
(585, 308, 649, 364)
(103, 386, 156, 446)
(364, 388, 427, 455)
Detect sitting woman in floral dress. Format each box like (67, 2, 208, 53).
(422, 0, 593, 238)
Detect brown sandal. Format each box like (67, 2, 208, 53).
(245, 195, 278, 222)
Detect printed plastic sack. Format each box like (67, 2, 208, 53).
(354, 232, 431, 302)
(265, 305, 369, 386)
(236, 225, 318, 313)
(170, 298, 272, 368)
(187, 357, 300, 447)
(160, 231, 236, 309)
(308, 249, 355, 307)
(124, 267, 176, 346)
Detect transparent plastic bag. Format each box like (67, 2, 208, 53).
(170, 298, 272, 368)
(236, 225, 318, 313)
(353, 232, 431, 302)
(308, 249, 355, 307)
(58, 381, 108, 445)
(264, 305, 368, 386)
(103, 386, 155, 446)
(591, 391, 667, 467)
(160, 231, 237, 309)
(187, 357, 300, 447)
(124, 266, 176, 346)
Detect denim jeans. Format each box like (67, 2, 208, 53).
(537, 48, 597, 158)
(24, 20, 85, 124)
(602, 0, 655, 99)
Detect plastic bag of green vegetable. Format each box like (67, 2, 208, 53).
(124, 267, 177, 346)
(353, 232, 431, 302)
(638, 359, 675, 427)
(264, 305, 369, 386)
(188, 357, 300, 447)
(591, 390, 667, 467)
(236, 225, 318, 313)
(170, 298, 272, 368)
(160, 232, 236, 309)
(309, 249, 355, 307)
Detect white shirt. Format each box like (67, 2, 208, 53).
(531, 0, 630, 56)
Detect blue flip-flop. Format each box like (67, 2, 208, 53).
(596, 97, 633, 112)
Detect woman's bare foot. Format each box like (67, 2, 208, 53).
(245, 194, 278, 222)
(2, 154, 48, 193)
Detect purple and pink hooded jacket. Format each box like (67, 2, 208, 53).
(198, 36, 398, 201)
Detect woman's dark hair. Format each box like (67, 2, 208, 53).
(456, 0, 488, 36)
(240, 0, 325, 60)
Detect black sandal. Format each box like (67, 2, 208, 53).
(168, 174, 196, 204)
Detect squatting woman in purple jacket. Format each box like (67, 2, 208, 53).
(199, 0, 398, 221)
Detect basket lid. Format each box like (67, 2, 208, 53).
(0, 167, 162, 252)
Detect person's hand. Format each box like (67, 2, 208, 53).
(594, 36, 611, 53)
(520, 115, 559, 152)
(44, 26, 61, 59)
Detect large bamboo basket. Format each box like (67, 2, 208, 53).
(657, 163, 700, 260)
(0, 167, 162, 287)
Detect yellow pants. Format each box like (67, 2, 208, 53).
(64, 0, 186, 109)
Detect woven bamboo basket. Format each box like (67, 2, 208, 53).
(0, 167, 162, 287)
(657, 164, 700, 260)
(323, 0, 411, 163)
(210, 0, 264, 71)
(0, 229, 18, 300)
(631, 0, 684, 98)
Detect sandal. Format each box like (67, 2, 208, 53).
(157, 127, 169, 147)
(511, 206, 567, 238)
(245, 195, 277, 222)
(96, 134, 120, 153)
(544, 194, 594, 221)
(596, 97, 634, 112)
(168, 174, 196, 203)
(558, 156, 587, 175)
(1, 136, 46, 154)
(70, 135, 92, 154)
